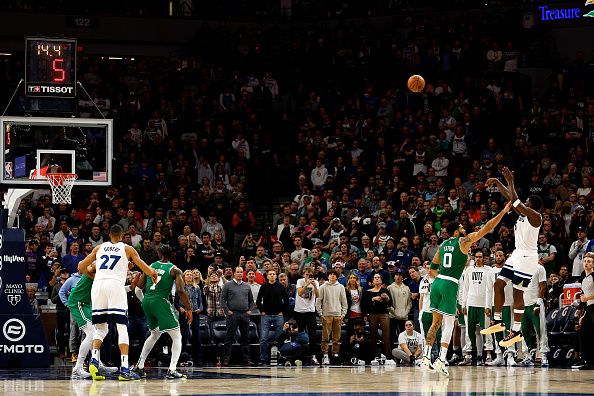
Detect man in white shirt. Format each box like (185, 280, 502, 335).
(569, 226, 589, 279)
(459, 251, 490, 365)
(431, 150, 449, 177)
(294, 268, 320, 365)
(310, 159, 328, 191)
(485, 250, 515, 366)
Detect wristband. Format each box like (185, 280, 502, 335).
(513, 199, 521, 208)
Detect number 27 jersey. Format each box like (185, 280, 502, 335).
(94, 241, 130, 285)
(438, 237, 468, 281)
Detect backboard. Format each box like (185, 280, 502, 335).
(0, 117, 112, 186)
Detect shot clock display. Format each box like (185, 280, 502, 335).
(25, 37, 77, 98)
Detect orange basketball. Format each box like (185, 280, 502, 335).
(407, 74, 425, 93)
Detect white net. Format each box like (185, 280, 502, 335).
(45, 173, 77, 204)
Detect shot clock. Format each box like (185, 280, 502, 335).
(25, 37, 77, 98)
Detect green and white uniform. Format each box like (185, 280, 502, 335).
(68, 274, 93, 329)
(142, 261, 179, 332)
(430, 237, 468, 316)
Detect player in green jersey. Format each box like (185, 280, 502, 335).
(132, 245, 192, 379)
(421, 200, 512, 376)
(67, 263, 120, 380)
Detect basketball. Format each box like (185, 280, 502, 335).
(407, 74, 425, 93)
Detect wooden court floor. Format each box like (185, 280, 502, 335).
(0, 366, 592, 396)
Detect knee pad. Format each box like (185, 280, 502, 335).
(441, 315, 455, 345)
(116, 323, 129, 345)
(93, 323, 108, 341)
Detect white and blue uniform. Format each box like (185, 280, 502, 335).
(499, 214, 540, 290)
(91, 241, 130, 324)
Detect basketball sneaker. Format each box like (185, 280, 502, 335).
(487, 354, 505, 366)
(457, 355, 472, 366)
(99, 361, 119, 374)
(71, 367, 92, 379)
(89, 358, 105, 381)
(165, 370, 187, 379)
(421, 355, 434, 371)
(433, 358, 449, 377)
(506, 351, 517, 367)
(541, 355, 549, 367)
(499, 330, 523, 348)
(131, 366, 147, 378)
(481, 320, 506, 335)
(118, 367, 141, 381)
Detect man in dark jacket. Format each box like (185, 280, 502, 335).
(256, 269, 289, 365)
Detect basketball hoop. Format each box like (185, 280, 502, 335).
(45, 173, 77, 204)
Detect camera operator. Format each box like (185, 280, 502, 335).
(276, 319, 310, 365)
(343, 318, 372, 365)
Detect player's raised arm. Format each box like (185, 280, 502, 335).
(501, 167, 542, 228)
(78, 245, 101, 275)
(126, 245, 158, 283)
(485, 177, 512, 201)
(460, 201, 512, 252)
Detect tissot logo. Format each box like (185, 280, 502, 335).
(3, 318, 25, 342)
(27, 85, 73, 94)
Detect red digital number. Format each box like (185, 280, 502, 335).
(52, 58, 66, 82)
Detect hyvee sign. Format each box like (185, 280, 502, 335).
(0, 228, 50, 367)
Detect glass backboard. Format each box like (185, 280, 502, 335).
(0, 117, 112, 186)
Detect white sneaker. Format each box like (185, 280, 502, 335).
(311, 356, 320, 365)
(541, 356, 549, 367)
(384, 359, 397, 366)
(506, 354, 517, 367)
(487, 355, 505, 366)
(322, 355, 330, 365)
(421, 356, 434, 371)
(71, 367, 92, 379)
(433, 358, 449, 377)
(517, 357, 534, 367)
(295, 360, 302, 367)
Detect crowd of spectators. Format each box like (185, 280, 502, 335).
(5, 5, 594, 366)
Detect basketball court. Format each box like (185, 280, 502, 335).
(0, 366, 591, 395)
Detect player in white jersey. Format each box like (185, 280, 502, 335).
(78, 224, 157, 381)
(482, 167, 542, 348)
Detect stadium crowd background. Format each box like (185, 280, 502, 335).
(1, 0, 594, 367)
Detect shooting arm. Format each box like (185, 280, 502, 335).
(461, 201, 512, 250)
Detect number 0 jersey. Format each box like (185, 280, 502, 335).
(437, 237, 468, 281)
(94, 241, 130, 284)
